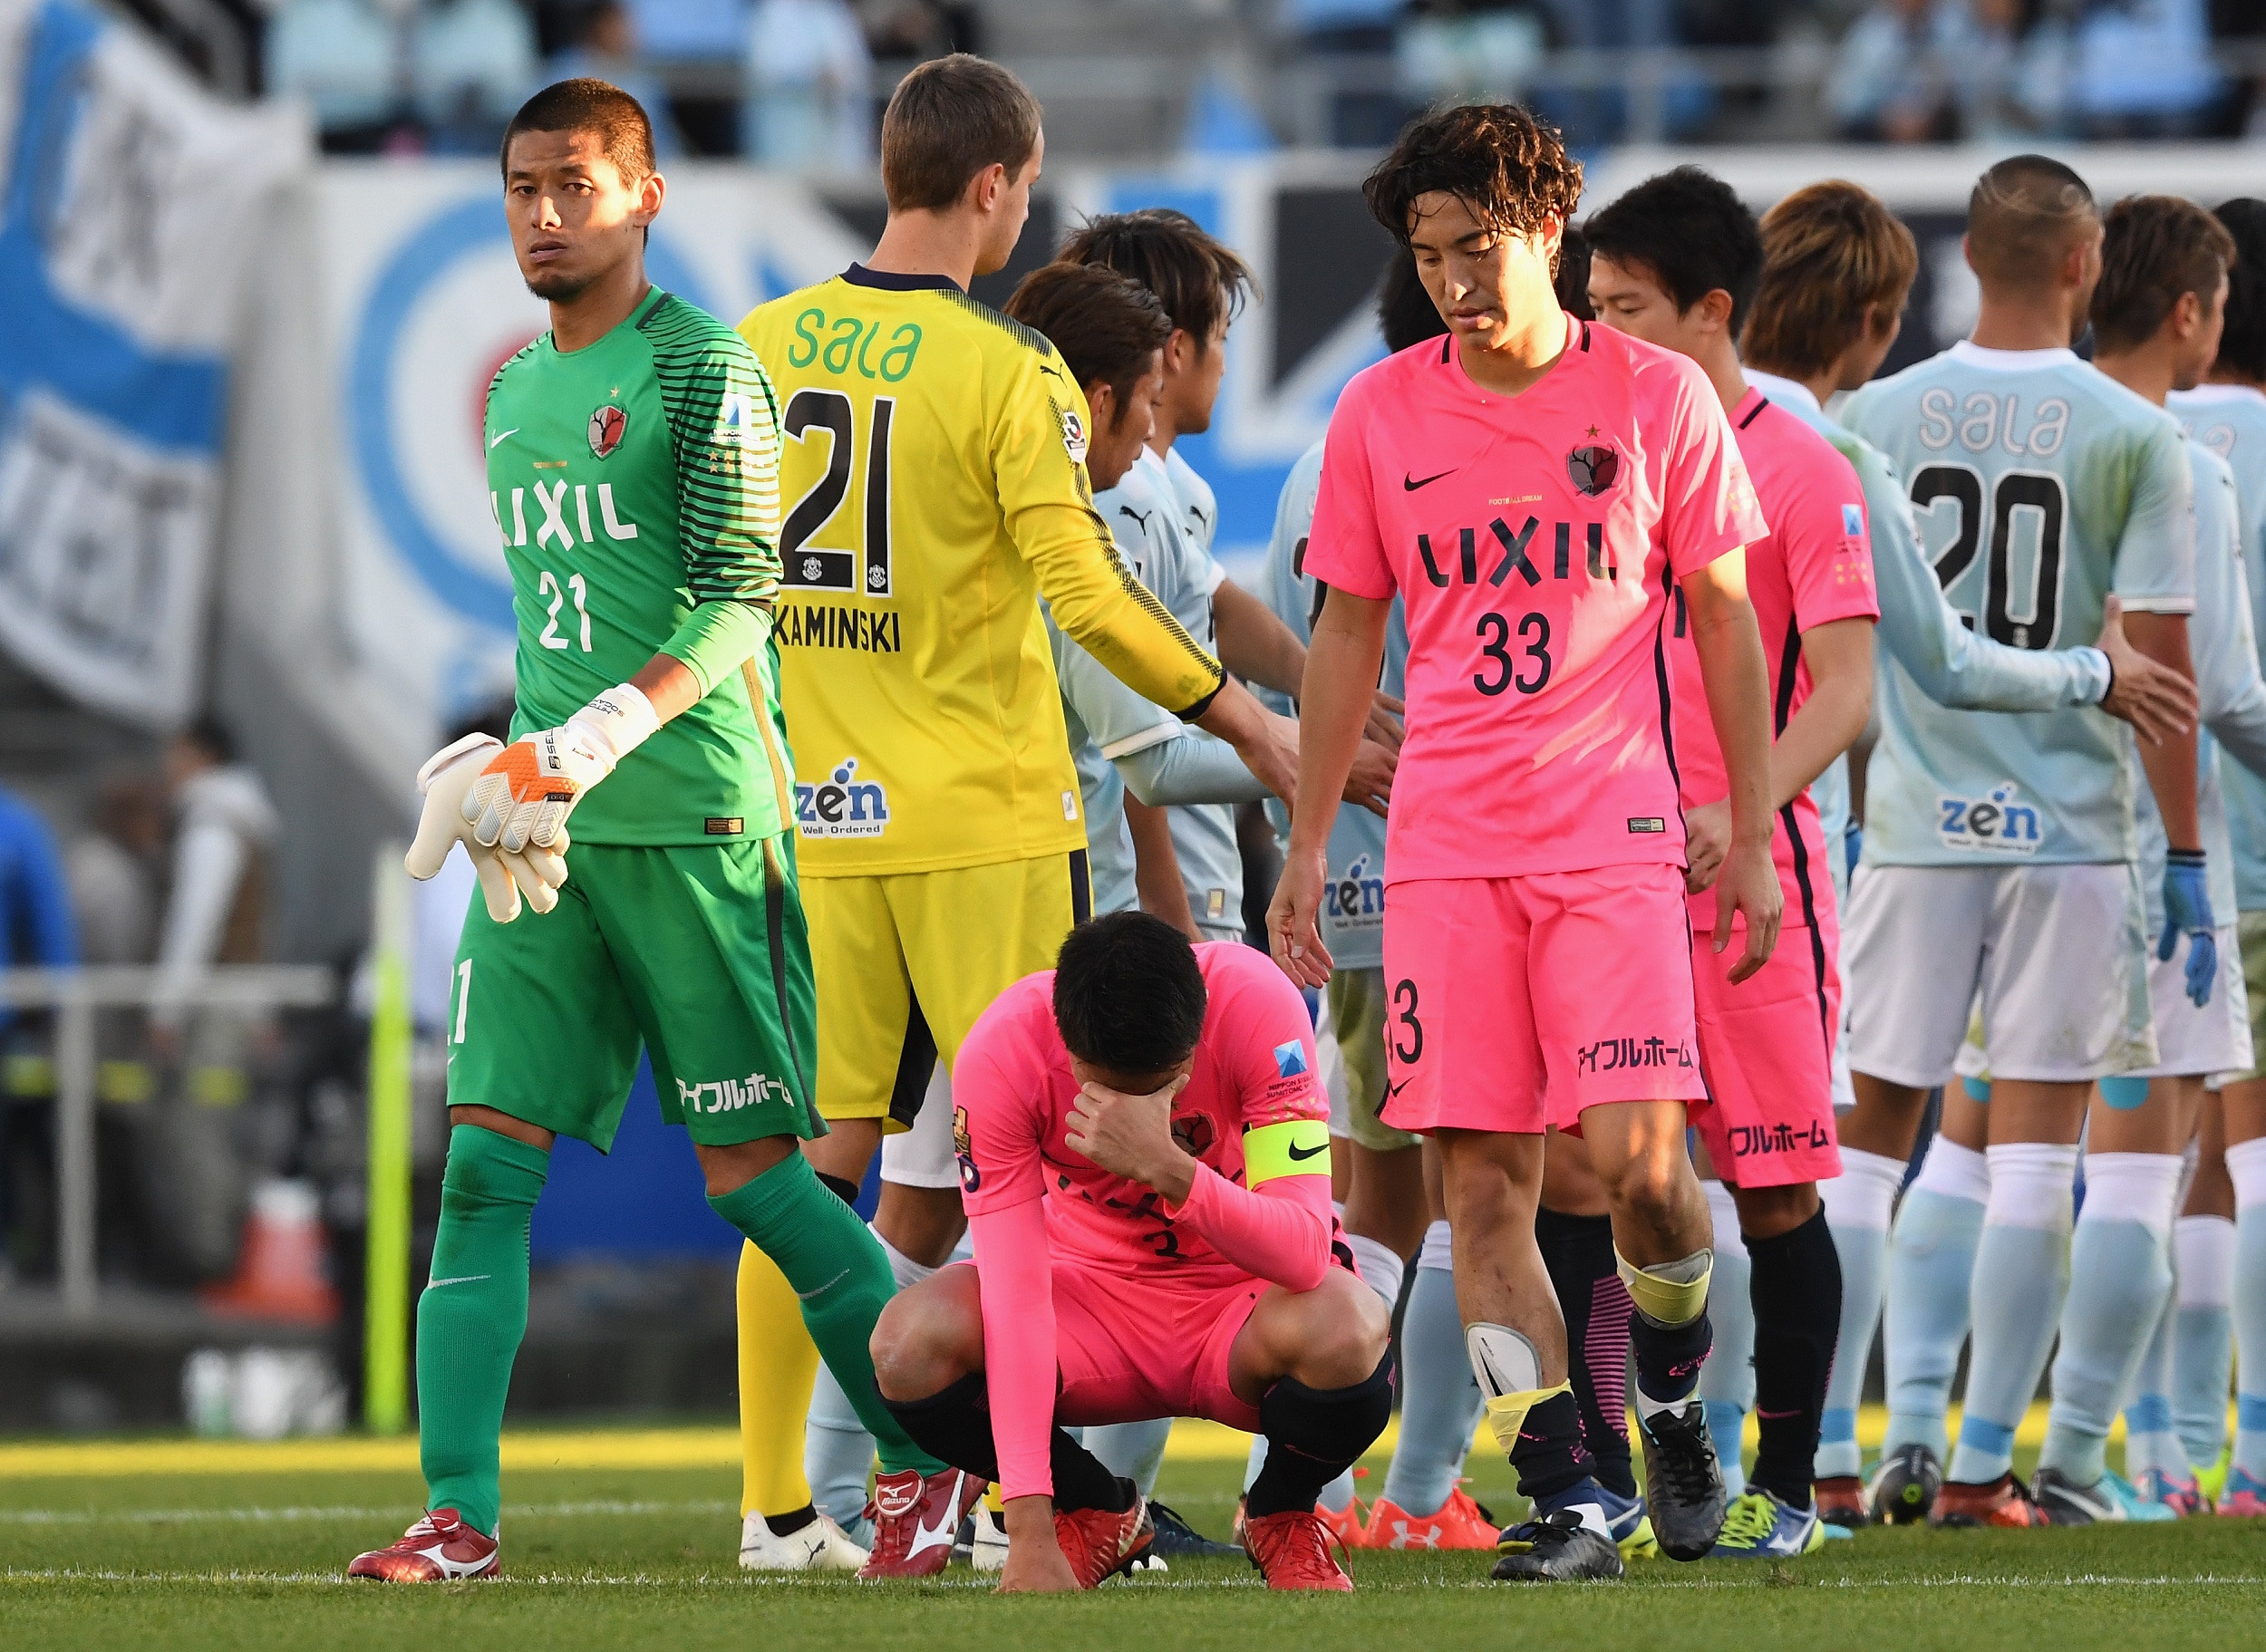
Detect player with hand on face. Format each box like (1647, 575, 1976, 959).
(1272, 103, 1784, 1580)
(870, 913, 1392, 1593)
(1583, 166, 1880, 1560)
(730, 56, 1295, 1579)
(789, 261, 1302, 1569)
(1840, 158, 2201, 1531)
(1055, 209, 1399, 1509)
(354, 80, 915, 1583)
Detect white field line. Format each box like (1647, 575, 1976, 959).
(3, 1567, 2264, 1591)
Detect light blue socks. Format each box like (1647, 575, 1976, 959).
(1089, 1417, 1177, 1498)
(1883, 1137, 1989, 1462)
(2173, 1213, 2236, 1471)
(2038, 1153, 2179, 1485)
(1947, 1142, 2077, 1485)
(1698, 1182, 1753, 1498)
(1379, 1223, 1484, 1519)
(1816, 1147, 1903, 1480)
(2230, 1140, 2266, 1480)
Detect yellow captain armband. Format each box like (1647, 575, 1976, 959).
(1244, 1118, 1332, 1186)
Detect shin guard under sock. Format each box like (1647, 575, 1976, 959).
(1745, 1207, 1842, 1510)
(1620, 1248, 1714, 1415)
(1882, 1143, 1988, 1461)
(1245, 1356, 1395, 1519)
(1537, 1207, 1637, 1497)
(1948, 1143, 2077, 1484)
(418, 1125, 549, 1535)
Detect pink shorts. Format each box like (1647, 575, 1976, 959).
(1690, 914, 1843, 1188)
(1378, 865, 1707, 1136)
(969, 1259, 1268, 1434)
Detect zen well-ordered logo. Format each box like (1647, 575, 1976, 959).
(1937, 782, 2041, 855)
(677, 1070, 792, 1115)
(1575, 1035, 1695, 1075)
(795, 758, 888, 838)
(1326, 854, 1385, 929)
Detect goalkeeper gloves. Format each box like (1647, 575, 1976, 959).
(462, 684, 661, 854)
(2159, 847, 2218, 1008)
(406, 733, 570, 923)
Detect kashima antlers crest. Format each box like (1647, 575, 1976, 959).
(1566, 438, 1620, 497)
(588, 403, 627, 459)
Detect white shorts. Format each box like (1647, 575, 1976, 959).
(879, 1061, 959, 1189)
(2133, 924, 2251, 1081)
(1844, 861, 2155, 1087)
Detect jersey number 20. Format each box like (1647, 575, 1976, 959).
(781, 388, 894, 598)
(1909, 465, 2067, 651)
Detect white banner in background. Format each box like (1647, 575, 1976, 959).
(0, 0, 304, 727)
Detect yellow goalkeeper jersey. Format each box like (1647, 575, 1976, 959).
(739, 265, 1225, 876)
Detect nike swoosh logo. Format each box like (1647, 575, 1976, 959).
(794, 1268, 850, 1301)
(1404, 469, 1454, 490)
(1286, 1141, 1327, 1161)
(489, 428, 518, 449)
(427, 1274, 491, 1288)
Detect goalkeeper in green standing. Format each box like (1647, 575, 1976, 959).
(348, 78, 956, 1582)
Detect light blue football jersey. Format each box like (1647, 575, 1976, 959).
(1841, 343, 2194, 865)
(2170, 383, 2266, 910)
(1254, 439, 1410, 972)
(1049, 604, 1179, 921)
(1165, 446, 1219, 563)
(1099, 447, 1244, 939)
(2133, 441, 2249, 935)
(1745, 370, 2110, 904)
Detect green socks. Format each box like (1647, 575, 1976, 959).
(710, 1154, 944, 1476)
(418, 1125, 549, 1534)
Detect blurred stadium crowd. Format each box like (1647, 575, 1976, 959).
(108, 0, 2266, 161)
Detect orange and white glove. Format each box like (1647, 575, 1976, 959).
(461, 684, 661, 854)
(406, 733, 570, 923)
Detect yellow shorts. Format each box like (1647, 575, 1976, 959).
(806, 850, 1090, 1127)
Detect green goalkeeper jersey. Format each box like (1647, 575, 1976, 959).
(485, 286, 792, 846)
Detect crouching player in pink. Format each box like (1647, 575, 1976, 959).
(870, 913, 1392, 1592)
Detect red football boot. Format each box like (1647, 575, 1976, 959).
(1928, 1473, 2049, 1529)
(346, 1509, 499, 1582)
(1242, 1509, 1354, 1591)
(857, 1467, 989, 1580)
(1813, 1475, 1870, 1530)
(1053, 1496, 1155, 1587)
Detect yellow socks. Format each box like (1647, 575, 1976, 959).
(736, 1240, 818, 1517)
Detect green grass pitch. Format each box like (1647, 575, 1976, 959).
(5, 1436, 2263, 1651)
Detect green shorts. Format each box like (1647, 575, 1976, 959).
(2224, 908, 2266, 1085)
(445, 836, 819, 1151)
(1328, 966, 1419, 1153)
